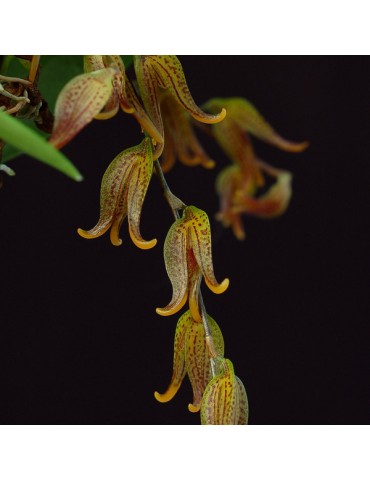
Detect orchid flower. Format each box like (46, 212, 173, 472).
(133, 55, 226, 159)
(202, 97, 308, 239)
(155, 309, 224, 412)
(200, 358, 249, 425)
(77, 137, 157, 249)
(156, 206, 229, 322)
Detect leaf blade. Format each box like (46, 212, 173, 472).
(0, 111, 83, 181)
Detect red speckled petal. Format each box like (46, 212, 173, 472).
(185, 206, 229, 295)
(127, 138, 157, 250)
(154, 310, 191, 403)
(156, 216, 188, 317)
(186, 315, 224, 413)
(77, 143, 139, 244)
(50, 68, 115, 149)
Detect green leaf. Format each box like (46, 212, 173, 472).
(0, 111, 83, 181)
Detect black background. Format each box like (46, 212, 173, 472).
(0, 56, 368, 425)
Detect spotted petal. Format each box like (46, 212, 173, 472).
(186, 315, 224, 413)
(200, 359, 249, 425)
(134, 55, 226, 138)
(186, 206, 229, 295)
(49, 68, 116, 149)
(156, 215, 188, 316)
(77, 144, 135, 244)
(126, 137, 157, 250)
(154, 310, 192, 403)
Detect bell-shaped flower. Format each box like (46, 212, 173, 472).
(159, 89, 215, 173)
(133, 56, 226, 157)
(50, 55, 133, 149)
(155, 310, 224, 412)
(77, 137, 157, 249)
(156, 205, 229, 321)
(200, 358, 249, 425)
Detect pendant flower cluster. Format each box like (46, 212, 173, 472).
(44, 55, 308, 425)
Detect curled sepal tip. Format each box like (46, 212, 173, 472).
(200, 359, 249, 425)
(154, 311, 190, 403)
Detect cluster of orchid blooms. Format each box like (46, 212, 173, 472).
(1, 55, 308, 424)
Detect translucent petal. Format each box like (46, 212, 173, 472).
(211, 113, 265, 186)
(77, 144, 137, 243)
(127, 137, 157, 250)
(154, 310, 191, 403)
(186, 315, 224, 413)
(185, 206, 229, 295)
(200, 359, 248, 425)
(234, 171, 293, 218)
(156, 217, 188, 316)
(160, 90, 215, 170)
(206, 97, 309, 152)
(50, 68, 115, 149)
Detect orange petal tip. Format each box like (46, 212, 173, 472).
(154, 384, 179, 403)
(77, 228, 94, 239)
(131, 237, 157, 250)
(206, 277, 230, 295)
(188, 403, 201, 413)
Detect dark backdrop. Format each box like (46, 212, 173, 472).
(0, 56, 368, 424)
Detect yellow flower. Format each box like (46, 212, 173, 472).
(200, 358, 249, 425)
(202, 97, 308, 239)
(77, 137, 157, 249)
(156, 205, 229, 321)
(133, 55, 226, 158)
(159, 89, 215, 172)
(155, 310, 224, 413)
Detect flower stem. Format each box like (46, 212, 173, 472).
(153, 159, 186, 220)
